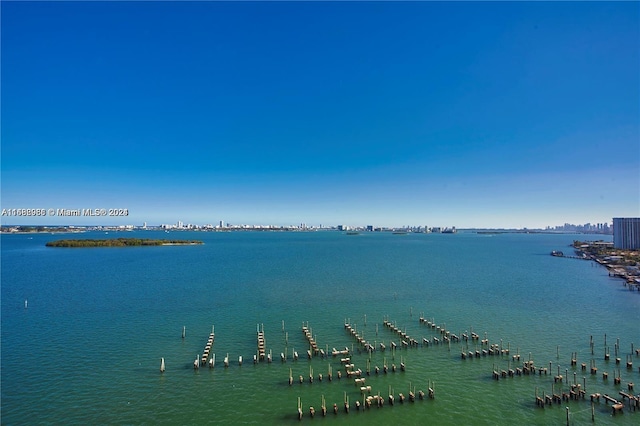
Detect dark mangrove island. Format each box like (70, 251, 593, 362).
(45, 238, 204, 247)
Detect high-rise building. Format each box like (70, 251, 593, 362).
(613, 218, 640, 249)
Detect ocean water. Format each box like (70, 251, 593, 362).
(1, 230, 639, 425)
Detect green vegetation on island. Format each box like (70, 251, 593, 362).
(45, 238, 204, 247)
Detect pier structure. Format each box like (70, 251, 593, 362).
(383, 317, 419, 347)
(522, 337, 640, 419)
(344, 320, 373, 351)
(302, 322, 319, 357)
(257, 323, 266, 362)
(419, 315, 464, 350)
(201, 326, 215, 366)
(172, 311, 638, 423)
(332, 346, 349, 357)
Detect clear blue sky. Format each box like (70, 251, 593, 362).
(2, 1, 638, 228)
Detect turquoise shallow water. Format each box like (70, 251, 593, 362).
(2, 231, 639, 425)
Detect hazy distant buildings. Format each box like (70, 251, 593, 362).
(547, 222, 611, 234)
(613, 217, 640, 249)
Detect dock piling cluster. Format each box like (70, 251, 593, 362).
(164, 312, 637, 422)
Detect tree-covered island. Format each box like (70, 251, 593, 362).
(45, 238, 204, 247)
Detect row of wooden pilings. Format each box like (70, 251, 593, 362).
(302, 322, 321, 358)
(167, 316, 637, 423)
(172, 323, 637, 376)
(200, 326, 215, 367)
(344, 320, 371, 350)
(591, 334, 635, 369)
(192, 326, 215, 369)
(424, 316, 640, 421)
(437, 319, 640, 422)
(383, 318, 420, 347)
(296, 382, 435, 420)
(173, 324, 274, 372)
(287, 354, 407, 387)
(257, 323, 266, 362)
(489, 352, 638, 406)
(418, 314, 462, 344)
(344, 321, 407, 372)
(535, 384, 639, 416)
(461, 342, 510, 360)
(295, 314, 435, 420)
(528, 335, 640, 419)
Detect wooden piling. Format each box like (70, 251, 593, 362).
(535, 387, 543, 407)
(614, 368, 621, 385)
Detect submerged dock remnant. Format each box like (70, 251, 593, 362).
(257, 323, 266, 361)
(302, 322, 319, 356)
(172, 315, 636, 423)
(201, 326, 215, 366)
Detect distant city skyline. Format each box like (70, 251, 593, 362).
(2, 2, 638, 229)
(0, 216, 617, 234)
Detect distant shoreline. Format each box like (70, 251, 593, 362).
(1, 226, 612, 236)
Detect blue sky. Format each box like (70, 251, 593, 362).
(2, 1, 638, 228)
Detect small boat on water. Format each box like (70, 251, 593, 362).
(551, 250, 564, 257)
